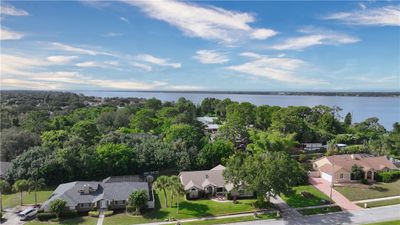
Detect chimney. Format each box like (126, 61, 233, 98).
(205, 174, 209, 179)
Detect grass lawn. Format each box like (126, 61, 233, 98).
(298, 206, 342, 216)
(103, 190, 260, 225)
(175, 213, 279, 225)
(335, 180, 400, 201)
(25, 216, 97, 225)
(357, 198, 400, 208)
(280, 185, 331, 208)
(364, 220, 400, 225)
(2, 190, 53, 209)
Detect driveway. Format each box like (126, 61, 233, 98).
(1, 208, 25, 225)
(309, 177, 361, 211)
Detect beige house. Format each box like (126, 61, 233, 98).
(313, 154, 398, 184)
(179, 165, 253, 199)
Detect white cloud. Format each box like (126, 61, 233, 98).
(167, 85, 204, 90)
(104, 61, 119, 66)
(135, 54, 181, 69)
(324, 5, 400, 26)
(225, 52, 326, 85)
(131, 62, 152, 72)
(120, 16, 129, 23)
(0, 4, 29, 16)
(47, 55, 78, 63)
(0, 27, 24, 40)
(102, 32, 123, 37)
(123, 0, 276, 43)
(51, 42, 115, 56)
(194, 50, 229, 64)
(250, 28, 277, 40)
(270, 27, 359, 50)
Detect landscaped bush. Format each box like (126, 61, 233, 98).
(59, 210, 77, 218)
(104, 210, 114, 217)
(37, 212, 57, 221)
(361, 178, 369, 184)
(126, 205, 135, 213)
(88, 211, 99, 217)
(376, 170, 400, 183)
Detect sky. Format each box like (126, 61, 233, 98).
(1, 0, 399, 91)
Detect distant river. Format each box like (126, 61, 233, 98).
(75, 91, 400, 129)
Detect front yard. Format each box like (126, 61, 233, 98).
(335, 180, 400, 201)
(280, 185, 331, 208)
(103, 190, 261, 225)
(2, 190, 53, 209)
(357, 198, 400, 208)
(25, 216, 97, 225)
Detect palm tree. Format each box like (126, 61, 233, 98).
(28, 178, 46, 206)
(12, 179, 29, 206)
(152, 176, 170, 208)
(0, 180, 10, 212)
(170, 178, 185, 214)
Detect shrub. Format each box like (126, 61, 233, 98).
(104, 210, 113, 217)
(126, 205, 135, 213)
(0, 211, 2, 219)
(59, 210, 77, 218)
(88, 211, 99, 217)
(37, 212, 57, 221)
(361, 178, 369, 185)
(376, 170, 400, 183)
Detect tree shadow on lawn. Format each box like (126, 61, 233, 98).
(284, 193, 328, 208)
(369, 186, 389, 192)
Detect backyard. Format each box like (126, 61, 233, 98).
(280, 185, 331, 208)
(335, 180, 400, 201)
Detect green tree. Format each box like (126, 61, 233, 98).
(344, 112, 352, 127)
(95, 143, 136, 176)
(41, 130, 69, 150)
(0, 127, 40, 161)
(28, 178, 46, 206)
(130, 109, 159, 133)
(197, 139, 234, 168)
(169, 176, 185, 213)
(49, 199, 68, 218)
(71, 120, 99, 144)
(128, 190, 148, 214)
(255, 105, 280, 130)
(164, 124, 201, 148)
(153, 176, 170, 208)
(12, 179, 29, 206)
(246, 130, 298, 153)
(145, 98, 162, 111)
(224, 151, 305, 204)
(0, 180, 10, 211)
(351, 165, 364, 180)
(21, 110, 50, 134)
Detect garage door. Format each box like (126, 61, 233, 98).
(321, 172, 332, 182)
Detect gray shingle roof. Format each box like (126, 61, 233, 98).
(41, 180, 150, 210)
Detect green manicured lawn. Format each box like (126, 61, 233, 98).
(176, 213, 279, 225)
(298, 206, 342, 216)
(2, 190, 53, 209)
(357, 198, 400, 208)
(103, 191, 260, 225)
(335, 180, 400, 201)
(364, 220, 400, 225)
(280, 185, 331, 208)
(25, 216, 97, 225)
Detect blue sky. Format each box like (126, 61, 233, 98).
(1, 0, 399, 91)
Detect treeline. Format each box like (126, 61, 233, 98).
(1, 91, 399, 187)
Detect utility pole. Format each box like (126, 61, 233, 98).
(329, 155, 335, 206)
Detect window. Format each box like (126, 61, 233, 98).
(340, 173, 344, 179)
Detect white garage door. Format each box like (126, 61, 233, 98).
(321, 172, 332, 182)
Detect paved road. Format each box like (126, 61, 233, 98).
(309, 177, 362, 210)
(227, 204, 400, 225)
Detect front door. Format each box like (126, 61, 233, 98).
(100, 200, 108, 209)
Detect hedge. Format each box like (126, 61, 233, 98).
(375, 170, 400, 183)
(88, 211, 100, 217)
(104, 210, 114, 217)
(37, 212, 57, 221)
(59, 210, 78, 218)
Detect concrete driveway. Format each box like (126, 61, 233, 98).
(1, 208, 25, 225)
(309, 177, 361, 211)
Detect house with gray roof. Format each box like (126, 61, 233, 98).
(41, 175, 155, 212)
(179, 165, 253, 200)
